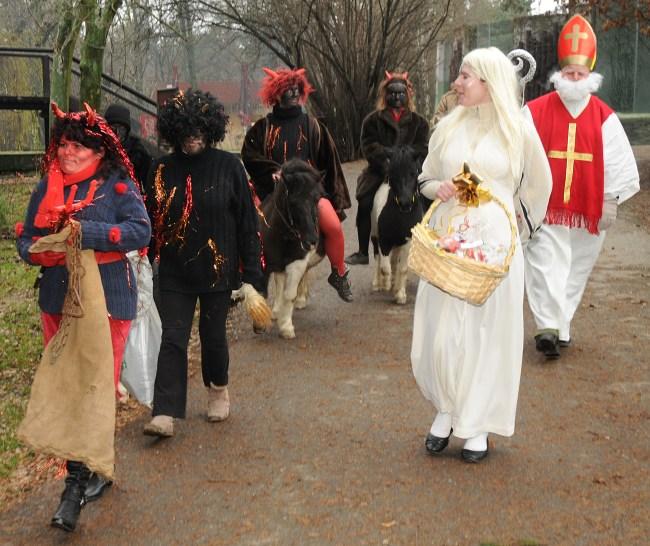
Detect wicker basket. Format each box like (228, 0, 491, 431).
(408, 188, 517, 306)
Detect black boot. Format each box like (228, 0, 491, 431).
(51, 461, 90, 532)
(83, 472, 113, 505)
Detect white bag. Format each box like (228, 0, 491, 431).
(121, 251, 161, 407)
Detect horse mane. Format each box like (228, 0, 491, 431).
(277, 159, 324, 202)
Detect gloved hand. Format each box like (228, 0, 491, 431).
(598, 198, 617, 231)
(30, 251, 66, 267)
(234, 283, 272, 331)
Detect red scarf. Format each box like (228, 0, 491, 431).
(390, 108, 405, 122)
(34, 158, 101, 229)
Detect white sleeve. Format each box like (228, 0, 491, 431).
(602, 113, 640, 204)
(417, 131, 444, 199)
(516, 119, 552, 242)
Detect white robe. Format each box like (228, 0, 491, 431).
(412, 103, 552, 438)
(523, 95, 640, 342)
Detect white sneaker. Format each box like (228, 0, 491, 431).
(207, 386, 230, 422)
(143, 415, 174, 437)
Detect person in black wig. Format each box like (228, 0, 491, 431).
(143, 89, 263, 437)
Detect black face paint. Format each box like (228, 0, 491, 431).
(279, 85, 301, 108)
(110, 123, 129, 143)
(386, 82, 407, 109)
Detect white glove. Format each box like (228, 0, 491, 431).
(230, 282, 256, 302)
(598, 198, 617, 231)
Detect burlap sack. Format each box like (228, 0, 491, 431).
(18, 225, 116, 479)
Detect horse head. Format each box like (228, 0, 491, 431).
(274, 159, 323, 249)
(386, 146, 420, 213)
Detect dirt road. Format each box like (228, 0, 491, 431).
(1, 161, 648, 545)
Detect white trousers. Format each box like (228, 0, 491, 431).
(524, 223, 605, 341)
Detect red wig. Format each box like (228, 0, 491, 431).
(259, 67, 315, 107)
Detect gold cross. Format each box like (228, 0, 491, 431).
(548, 123, 593, 203)
(564, 24, 588, 52)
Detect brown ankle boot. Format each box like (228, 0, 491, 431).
(207, 385, 230, 422)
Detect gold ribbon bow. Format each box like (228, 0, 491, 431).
(451, 163, 491, 207)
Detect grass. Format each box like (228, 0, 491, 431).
(0, 175, 42, 482)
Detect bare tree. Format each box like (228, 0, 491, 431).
(196, 0, 451, 160)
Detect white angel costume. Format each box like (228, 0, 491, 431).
(412, 102, 552, 438)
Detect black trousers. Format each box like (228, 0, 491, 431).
(355, 191, 375, 255)
(152, 289, 231, 418)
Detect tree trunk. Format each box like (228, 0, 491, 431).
(51, 1, 82, 112)
(79, 0, 123, 109)
(177, 0, 198, 88)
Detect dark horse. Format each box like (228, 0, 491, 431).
(370, 146, 423, 304)
(260, 159, 325, 338)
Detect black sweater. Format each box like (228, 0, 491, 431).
(145, 147, 263, 293)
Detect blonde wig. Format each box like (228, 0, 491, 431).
(433, 47, 525, 185)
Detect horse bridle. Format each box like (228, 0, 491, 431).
(391, 176, 420, 213)
(274, 183, 312, 251)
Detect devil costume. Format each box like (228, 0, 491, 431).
(241, 67, 353, 302)
(16, 103, 151, 532)
(347, 72, 429, 264)
(144, 90, 263, 426)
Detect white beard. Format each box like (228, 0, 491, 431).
(550, 71, 603, 102)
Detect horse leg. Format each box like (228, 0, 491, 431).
(276, 256, 310, 339)
(273, 272, 296, 339)
(295, 270, 310, 309)
(372, 248, 382, 292)
(393, 243, 411, 304)
(271, 273, 281, 320)
(379, 252, 392, 291)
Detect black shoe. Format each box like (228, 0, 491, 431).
(535, 332, 560, 360)
(461, 446, 489, 463)
(425, 428, 452, 454)
(328, 268, 353, 302)
(51, 461, 90, 532)
(82, 472, 113, 506)
(344, 252, 369, 266)
(558, 338, 571, 348)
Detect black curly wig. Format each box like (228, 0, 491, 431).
(157, 89, 229, 150)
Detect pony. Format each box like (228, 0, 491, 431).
(370, 146, 423, 304)
(260, 159, 325, 338)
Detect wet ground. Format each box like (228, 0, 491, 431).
(1, 161, 648, 545)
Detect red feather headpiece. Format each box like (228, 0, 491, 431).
(259, 67, 315, 107)
(42, 102, 137, 185)
(34, 102, 140, 229)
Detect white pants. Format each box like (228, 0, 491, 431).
(524, 223, 605, 341)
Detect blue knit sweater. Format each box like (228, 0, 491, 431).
(17, 171, 152, 320)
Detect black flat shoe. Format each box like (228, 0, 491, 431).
(344, 252, 369, 266)
(535, 332, 560, 360)
(425, 428, 452, 454)
(558, 338, 571, 348)
(461, 446, 489, 463)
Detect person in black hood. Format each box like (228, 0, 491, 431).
(104, 103, 153, 187)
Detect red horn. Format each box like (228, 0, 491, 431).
(262, 67, 279, 78)
(403, 71, 409, 79)
(83, 102, 97, 126)
(385, 70, 393, 80)
(296, 68, 306, 75)
(51, 102, 66, 119)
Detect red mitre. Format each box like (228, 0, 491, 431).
(558, 14, 597, 70)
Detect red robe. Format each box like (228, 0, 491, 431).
(527, 92, 613, 234)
